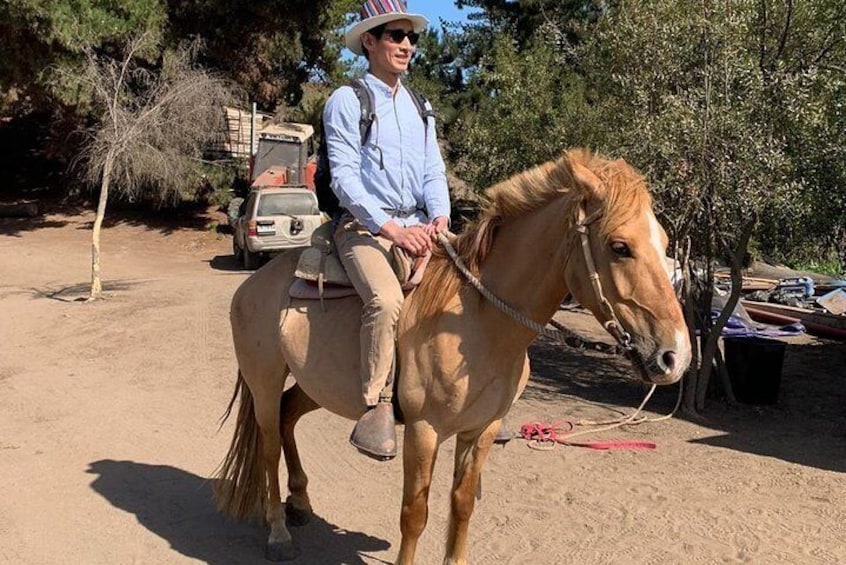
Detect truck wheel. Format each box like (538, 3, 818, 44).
(243, 248, 260, 270)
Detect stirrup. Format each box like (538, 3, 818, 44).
(349, 403, 397, 461)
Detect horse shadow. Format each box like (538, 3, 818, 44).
(686, 340, 846, 473)
(526, 335, 682, 413)
(86, 460, 390, 564)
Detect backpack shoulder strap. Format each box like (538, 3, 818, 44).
(349, 78, 375, 147)
(406, 87, 435, 125)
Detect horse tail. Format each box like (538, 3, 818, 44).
(213, 370, 267, 520)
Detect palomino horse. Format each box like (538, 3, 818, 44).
(215, 149, 691, 563)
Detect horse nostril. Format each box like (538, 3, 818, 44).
(658, 350, 676, 373)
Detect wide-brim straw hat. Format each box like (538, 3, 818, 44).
(345, 0, 428, 56)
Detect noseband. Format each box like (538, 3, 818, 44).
(574, 204, 634, 352)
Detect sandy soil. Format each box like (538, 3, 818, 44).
(1, 208, 844, 565)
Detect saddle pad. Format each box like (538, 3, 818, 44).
(288, 278, 358, 300)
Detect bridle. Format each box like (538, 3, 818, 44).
(574, 204, 634, 352)
(436, 200, 635, 354)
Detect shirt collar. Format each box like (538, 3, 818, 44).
(365, 72, 402, 98)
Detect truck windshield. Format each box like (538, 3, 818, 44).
(257, 193, 318, 216)
(254, 142, 300, 182)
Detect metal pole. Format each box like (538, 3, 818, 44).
(250, 102, 257, 156)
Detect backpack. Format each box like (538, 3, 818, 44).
(315, 79, 435, 217)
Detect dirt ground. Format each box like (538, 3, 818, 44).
(1, 207, 844, 565)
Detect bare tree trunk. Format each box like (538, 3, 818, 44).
(89, 152, 114, 300)
(678, 237, 702, 415)
(694, 219, 755, 410)
(695, 330, 717, 411)
(681, 293, 700, 415)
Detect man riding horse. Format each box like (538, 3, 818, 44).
(323, 0, 450, 459)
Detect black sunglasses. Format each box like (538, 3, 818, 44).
(381, 29, 420, 46)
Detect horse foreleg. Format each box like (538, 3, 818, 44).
(397, 420, 440, 565)
(252, 378, 296, 561)
(279, 384, 320, 527)
(444, 421, 498, 565)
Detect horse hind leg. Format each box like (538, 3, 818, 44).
(214, 369, 295, 561)
(444, 421, 499, 565)
(250, 368, 297, 561)
(279, 383, 320, 527)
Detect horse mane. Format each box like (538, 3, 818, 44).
(411, 148, 652, 320)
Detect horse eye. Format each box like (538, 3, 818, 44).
(610, 241, 631, 257)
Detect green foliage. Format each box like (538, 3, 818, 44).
(165, 0, 358, 110)
(790, 253, 844, 278)
(440, 1, 606, 190)
(586, 2, 796, 241)
(448, 33, 593, 189)
(445, 0, 843, 273)
(0, 0, 167, 110)
(201, 160, 247, 208)
(584, 0, 845, 272)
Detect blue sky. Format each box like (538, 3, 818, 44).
(417, 0, 471, 27)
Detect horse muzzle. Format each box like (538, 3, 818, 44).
(627, 339, 691, 386)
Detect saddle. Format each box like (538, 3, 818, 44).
(289, 220, 432, 301)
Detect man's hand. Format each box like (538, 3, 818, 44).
(380, 221, 432, 257)
(422, 216, 449, 240)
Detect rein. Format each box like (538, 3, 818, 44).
(435, 202, 634, 355)
(436, 204, 672, 448)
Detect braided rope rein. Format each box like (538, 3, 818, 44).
(434, 231, 682, 434)
(435, 232, 625, 354)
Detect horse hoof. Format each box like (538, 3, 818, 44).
(285, 497, 312, 527)
(265, 541, 298, 562)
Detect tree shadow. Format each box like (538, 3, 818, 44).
(0, 194, 228, 238)
(0, 199, 206, 240)
(26, 279, 150, 302)
(526, 335, 846, 473)
(86, 460, 391, 564)
(0, 213, 75, 237)
(526, 335, 682, 415)
(687, 340, 846, 473)
(75, 202, 226, 236)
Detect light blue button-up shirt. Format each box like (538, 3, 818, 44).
(323, 73, 450, 234)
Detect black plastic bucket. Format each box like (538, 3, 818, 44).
(724, 337, 786, 405)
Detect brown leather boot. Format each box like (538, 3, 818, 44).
(349, 402, 397, 461)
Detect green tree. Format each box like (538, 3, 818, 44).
(0, 0, 166, 112)
(448, 33, 593, 189)
(165, 0, 359, 110)
(582, 0, 844, 410)
(436, 0, 843, 411)
(442, 1, 605, 189)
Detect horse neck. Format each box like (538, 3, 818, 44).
(475, 196, 574, 344)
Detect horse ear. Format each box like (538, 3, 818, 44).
(570, 161, 606, 201)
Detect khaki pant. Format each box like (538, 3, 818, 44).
(334, 214, 404, 406)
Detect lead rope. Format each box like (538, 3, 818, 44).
(435, 232, 682, 443)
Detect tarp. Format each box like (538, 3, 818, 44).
(711, 293, 806, 338)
